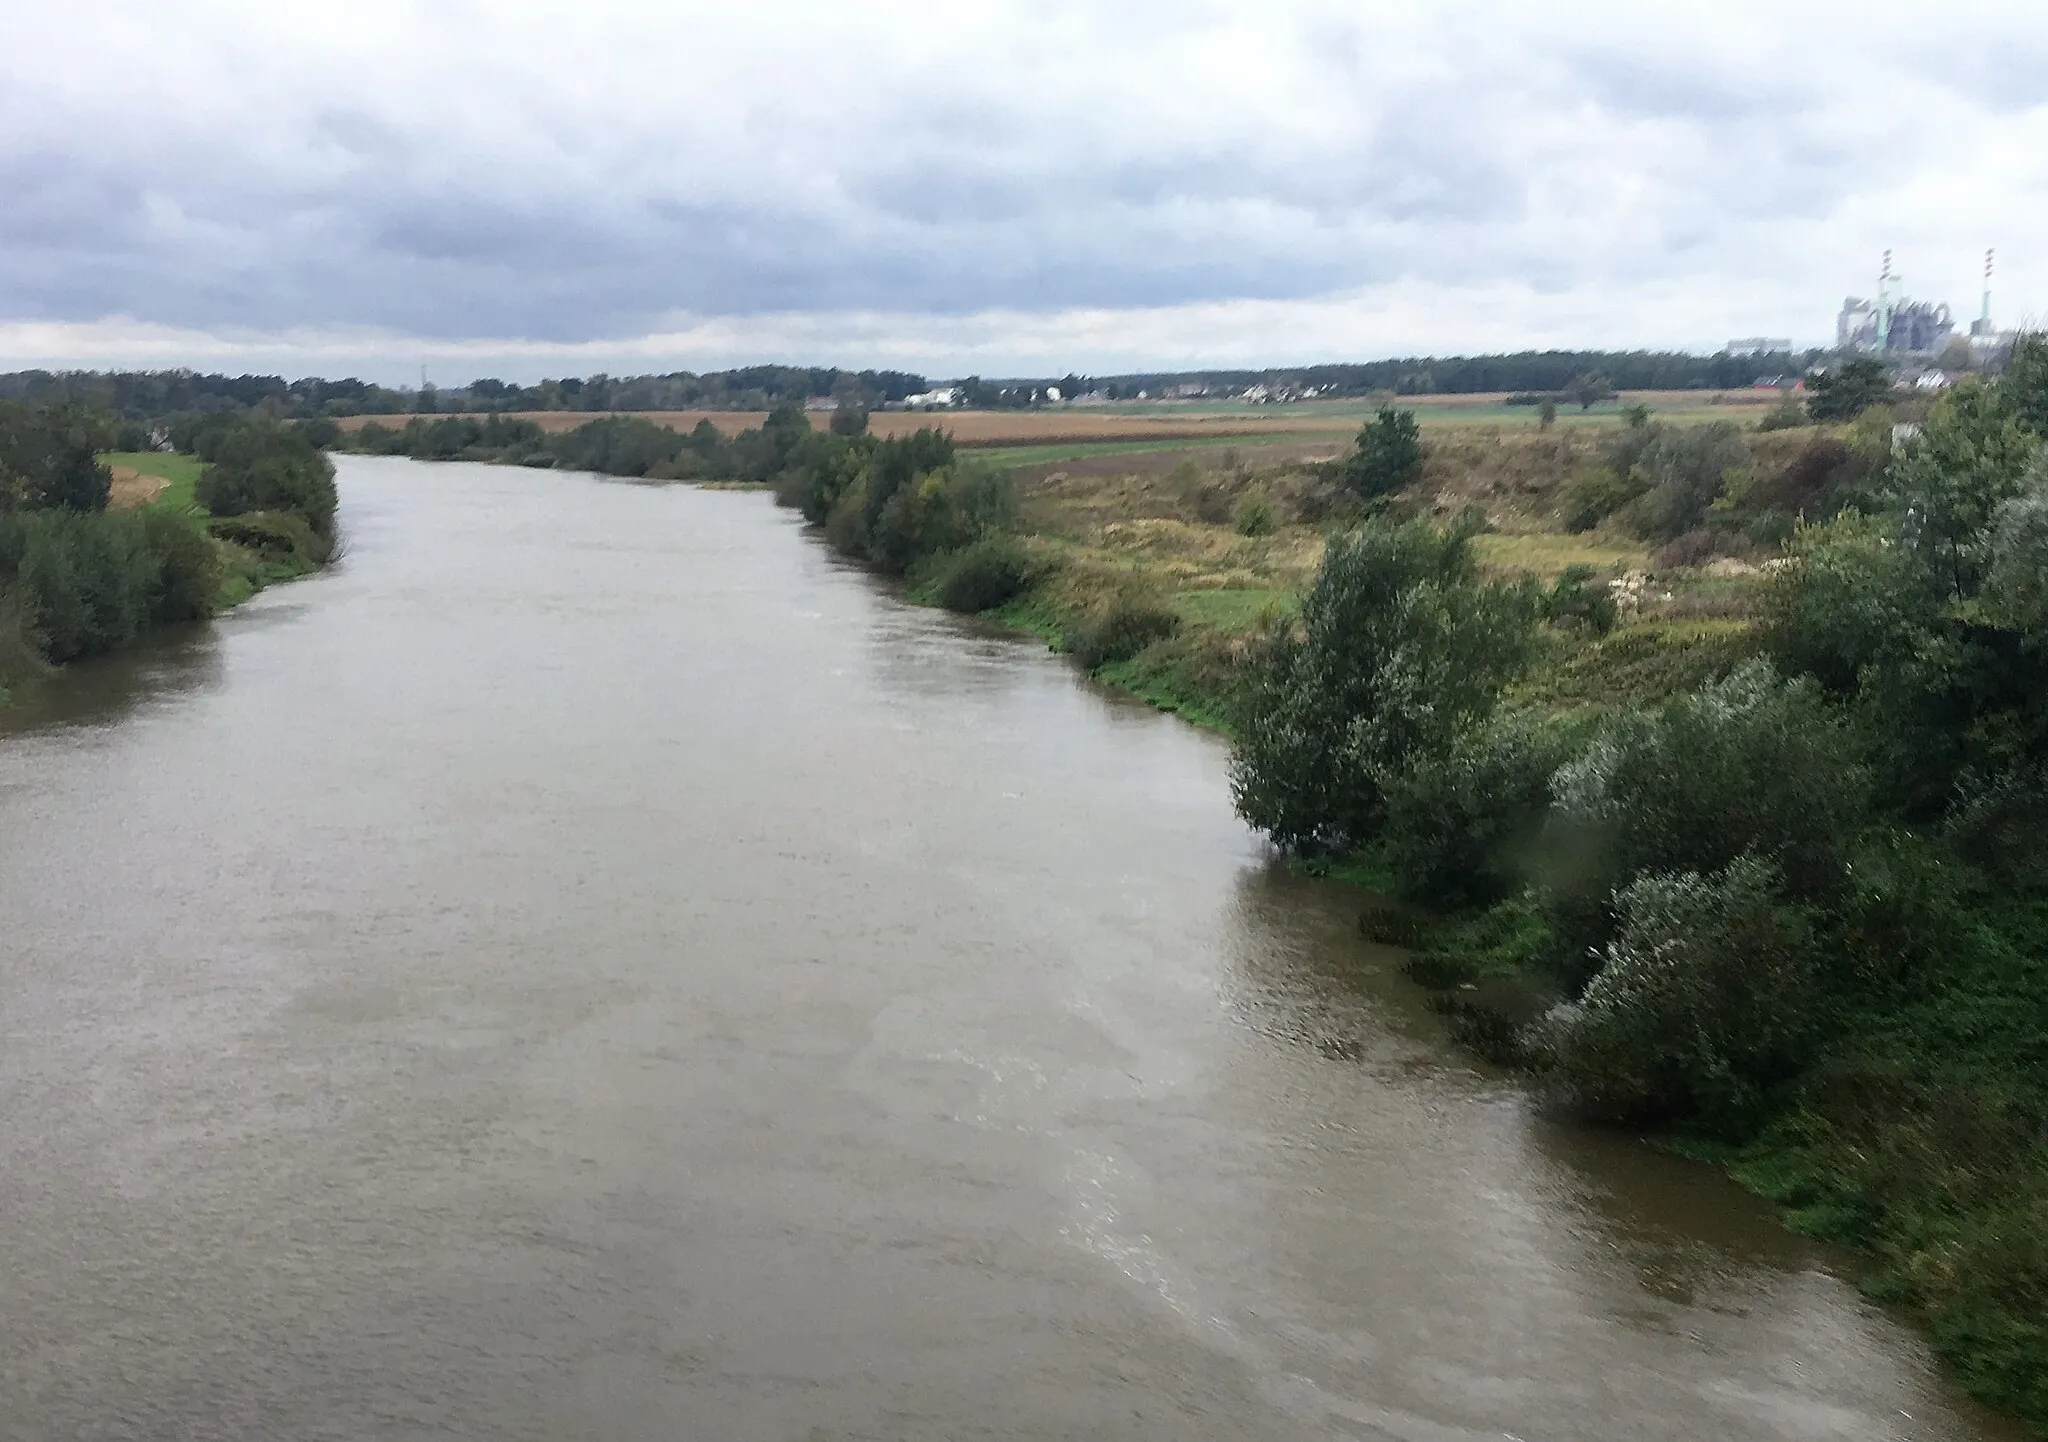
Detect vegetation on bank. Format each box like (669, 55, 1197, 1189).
(334, 362, 2047, 1431)
(1224, 362, 2048, 1433)
(0, 405, 336, 705)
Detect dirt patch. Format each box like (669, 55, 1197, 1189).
(106, 466, 169, 511)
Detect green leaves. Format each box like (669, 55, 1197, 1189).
(1339, 405, 1423, 499)
(1229, 517, 1538, 853)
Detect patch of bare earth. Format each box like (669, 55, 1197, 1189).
(106, 466, 169, 510)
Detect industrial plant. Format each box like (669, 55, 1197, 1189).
(1836, 249, 2007, 357)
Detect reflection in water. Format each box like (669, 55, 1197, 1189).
(0, 618, 225, 737)
(0, 457, 2020, 1442)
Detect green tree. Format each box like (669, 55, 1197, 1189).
(2000, 332, 2048, 437)
(1568, 372, 1615, 411)
(1340, 405, 1423, 499)
(1805, 358, 1894, 422)
(1888, 380, 2038, 597)
(1230, 516, 1538, 853)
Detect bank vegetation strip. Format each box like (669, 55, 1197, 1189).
(0, 407, 340, 707)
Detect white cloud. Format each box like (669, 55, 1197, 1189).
(3, 0, 2045, 375)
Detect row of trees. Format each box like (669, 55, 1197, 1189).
(1228, 351, 2048, 1427)
(0, 367, 932, 422)
(6, 346, 1876, 429)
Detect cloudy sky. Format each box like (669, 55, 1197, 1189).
(4, 0, 2044, 382)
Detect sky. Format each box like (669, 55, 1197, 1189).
(3, 0, 2045, 383)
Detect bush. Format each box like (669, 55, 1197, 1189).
(1383, 712, 1583, 908)
(1561, 467, 1648, 532)
(1543, 660, 1869, 928)
(139, 509, 221, 623)
(1340, 405, 1423, 499)
(1741, 436, 1860, 517)
(0, 508, 155, 662)
(1761, 512, 1940, 695)
(1948, 765, 2048, 890)
(1066, 589, 1180, 670)
(932, 536, 1037, 614)
(1234, 490, 1279, 537)
(0, 585, 45, 691)
(195, 424, 339, 541)
(0, 401, 112, 512)
(1531, 854, 1820, 1132)
(1230, 517, 1539, 853)
(827, 456, 1013, 577)
(1542, 564, 1618, 634)
(1888, 381, 2039, 597)
(1757, 394, 1808, 432)
(1636, 421, 1751, 542)
(207, 511, 323, 564)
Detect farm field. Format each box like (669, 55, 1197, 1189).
(331, 389, 1788, 453)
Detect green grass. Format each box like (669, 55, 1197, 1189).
(101, 451, 205, 511)
(1472, 531, 1650, 579)
(976, 433, 1322, 467)
(1171, 586, 1293, 633)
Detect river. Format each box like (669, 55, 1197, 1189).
(0, 456, 2020, 1441)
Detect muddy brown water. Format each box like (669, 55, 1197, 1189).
(0, 457, 2022, 1441)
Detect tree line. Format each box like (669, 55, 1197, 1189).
(0, 367, 931, 421)
(2, 348, 1842, 429)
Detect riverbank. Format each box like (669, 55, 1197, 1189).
(0, 421, 337, 712)
(827, 419, 2048, 1439)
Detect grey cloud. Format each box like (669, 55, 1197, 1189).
(0, 1, 2041, 352)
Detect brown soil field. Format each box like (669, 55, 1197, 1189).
(334, 409, 1358, 444)
(332, 390, 1785, 444)
(106, 465, 169, 510)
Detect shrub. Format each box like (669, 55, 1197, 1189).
(0, 508, 155, 662)
(1383, 711, 1584, 908)
(933, 536, 1037, 613)
(1742, 436, 1860, 517)
(1757, 394, 1808, 432)
(1234, 490, 1279, 537)
(1889, 381, 2039, 597)
(1543, 660, 1869, 923)
(1542, 564, 1618, 634)
(1230, 517, 1540, 853)
(139, 509, 221, 622)
(1636, 422, 1752, 542)
(195, 425, 339, 541)
(1340, 405, 1423, 499)
(1066, 589, 1180, 670)
(1761, 512, 1942, 695)
(207, 511, 324, 565)
(1561, 467, 1648, 532)
(0, 585, 45, 691)
(0, 401, 112, 512)
(1531, 854, 1820, 1132)
(1947, 765, 2048, 890)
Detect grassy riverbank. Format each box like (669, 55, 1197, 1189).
(0, 412, 336, 711)
(854, 404, 2048, 1437)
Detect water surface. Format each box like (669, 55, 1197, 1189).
(0, 457, 2018, 1440)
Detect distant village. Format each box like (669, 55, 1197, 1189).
(884, 249, 2021, 412)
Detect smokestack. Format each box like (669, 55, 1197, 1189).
(1982, 248, 1994, 329)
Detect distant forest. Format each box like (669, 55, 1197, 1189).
(0, 349, 1824, 421)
